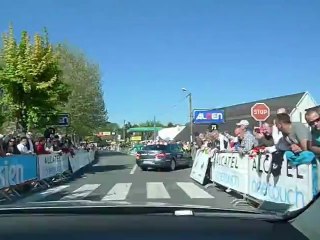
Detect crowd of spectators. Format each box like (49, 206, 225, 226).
(193, 107, 320, 161)
(0, 130, 95, 157)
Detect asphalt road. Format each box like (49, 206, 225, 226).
(14, 151, 255, 211)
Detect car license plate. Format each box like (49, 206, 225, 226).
(143, 160, 154, 164)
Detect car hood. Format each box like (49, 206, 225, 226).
(0, 200, 254, 212)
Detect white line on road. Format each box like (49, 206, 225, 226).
(102, 183, 132, 201)
(130, 164, 138, 174)
(61, 184, 101, 200)
(176, 182, 215, 199)
(147, 182, 171, 199)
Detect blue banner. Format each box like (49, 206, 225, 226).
(193, 109, 225, 124)
(0, 155, 38, 189)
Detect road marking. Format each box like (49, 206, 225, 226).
(102, 183, 132, 201)
(130, 164, 137, 174)
(176, 182, 214, 199)
(61, 184, 100, 200)
(40, 185, 70, 197)
(147, 182, 171, 199)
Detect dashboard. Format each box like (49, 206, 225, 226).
(0, 213, 309, 239)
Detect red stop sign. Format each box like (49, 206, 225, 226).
(251, 103, 270, 121)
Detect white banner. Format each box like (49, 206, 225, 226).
(38, 153, 69, 180)
(190, 150, 210, 184)
(88, 150, 95, 163)
(69, 151, 90, 173)
(248, 153, 313, 211)
(211, 152, 249, 194)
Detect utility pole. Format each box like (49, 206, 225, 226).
(182, 88, 193, 143)
(188, 93, 193, 143)
(123, 120, 126, 142)
(153, 115, 156, 141)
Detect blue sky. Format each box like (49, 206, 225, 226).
(1, 0, 319, 126)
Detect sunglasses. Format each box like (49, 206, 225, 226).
(308, 117, 320, 127)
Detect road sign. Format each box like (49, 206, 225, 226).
(251, 103, 270, 122)
(57, 113, 70, 127)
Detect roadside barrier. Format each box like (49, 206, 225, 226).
(190, 149, 319, 211)
(0, 149, 96, 201)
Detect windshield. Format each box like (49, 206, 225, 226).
(142, 145, 168, 151)
(0, 0, 319, 220)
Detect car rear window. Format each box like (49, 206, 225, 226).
(142, 145, 168, 151)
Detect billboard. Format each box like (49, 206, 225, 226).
(193, 109, 225, 124)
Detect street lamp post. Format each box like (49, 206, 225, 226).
(182, 88, 193, 143)
(123, 120, 126, 142)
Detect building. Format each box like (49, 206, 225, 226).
(174, 91, 317, 142)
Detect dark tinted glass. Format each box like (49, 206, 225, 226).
(142, 145, 168, 151)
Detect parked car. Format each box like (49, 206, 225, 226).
(136, 144, 192, 171)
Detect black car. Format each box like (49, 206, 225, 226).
(136, 144, 192, 171)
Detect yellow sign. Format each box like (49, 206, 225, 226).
(131, 136, 142, 141)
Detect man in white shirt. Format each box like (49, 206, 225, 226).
(17, 137, 32, 154)
(211, 130, 230, 151)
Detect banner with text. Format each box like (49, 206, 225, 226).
(0, 155, 37, 189)
(248, 153, 313, 211)
(211, 152, 249, 194)
(38, 153, 69, 180)
(69, 151, 90, 173)
(190, 150, 210, 184)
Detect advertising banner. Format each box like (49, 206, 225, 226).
(38, 153, 69, 180)
(190, 150, 210, 184)
(0, 155, 37, 189)
(248, 153, 313, 211)
(69, 151, 90, 173)
(211, 152, 249, 194)
(193, 109, 225, 125)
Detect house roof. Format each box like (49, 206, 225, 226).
(174, 92, 306, 141)
(216, 91, 306, 132)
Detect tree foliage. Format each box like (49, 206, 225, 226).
(139, 120, 164, 127)
(0, 25, 70, 132)
(56, 44, 108, 136)
(167, 122, 175, 127)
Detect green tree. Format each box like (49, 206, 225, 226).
(0, 25, 70, 132)
(167, 122, 175, 127)
(139, 120, 164, 127)
(56, 44, 108, 137)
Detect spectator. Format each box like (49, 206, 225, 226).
(17, 137, 32, 154)
(255, 123, 274, 147)
(36, 137, 50, 155)
(195, 133, 205, 149)
(305, 109, 320, 156)
(275, 113, 311, 153)
(236, 119, 250, 131)
(210, 130, 229, 151)
(26, 132, 35, 154)
(5, 137, 20, 155)
(0, 135, 6, 157)
(272, 108, 288, 144)
(236, 120, 258, 152)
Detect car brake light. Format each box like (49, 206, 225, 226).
(155, 153, 166, 159)
(136, 153, 141, 160)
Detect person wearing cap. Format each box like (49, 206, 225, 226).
(236, 119, 257, 153)
(236, 120, 250, 130)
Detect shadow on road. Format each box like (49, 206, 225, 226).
(87, 164, 131, 174)
(97, 151, 131, 157)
